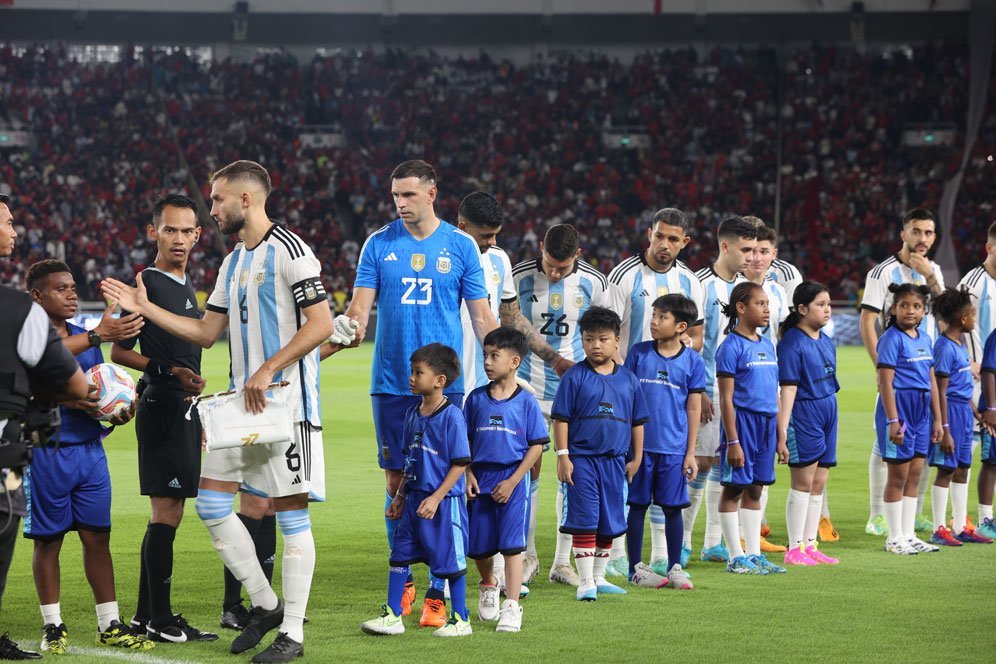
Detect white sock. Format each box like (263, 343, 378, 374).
(649, 504, 668, 562)
(492, 553, 506, 580)
(916, 468, 930, 516)
(980, 503, 994, 523)
(553, 484, 573, 567)
(759, 486, 770, 526)
(931, 485, 949, 531)
(526, 479, 539, 557)
(203, 512, 278, 610)
(951, 482, 969, 534)
(573, 547, 595, 585)
(95, 601, 119, 633)
(592, 546, 610, 584)
(703, 478, 723, 548)
(610, 534, 627, 561)
(804, 494, 822, 548)
(40, 602, 62, 627)
(869, 451, 886, 518)
(901, 496, 918, 540)
(821, 484, 831, 518)
(740, 508, 762, 556)
(785, 489, 809, 550)
(720, 511, 744, 559)
(883, 500, 902, 543)
(682, 482, 705, 548)
(279, 528, 315, 643)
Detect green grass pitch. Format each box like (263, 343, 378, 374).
(2, 344, 993, 663)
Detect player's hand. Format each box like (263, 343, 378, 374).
(727, 442, 745, 469)
(416, 495, 441, 519)
(101, 274, 149, 316)
(679, 331, 693, 348)
(776, 442, 790, 465)
(243, 366, 276, 415)
(171, 367, 206, 394)
(94, 301, 144, 342)
(556, 455, 573, 485)
(939, 430, 954, 454)
(65, 383, 101, 414)
(906, 252, 934, 280)
(466, 473, 480, 499)
(683, 453, 698, 481)
(888, 421, 905, 446)
(387, 494, 405, 520)
(983, 409, 996, 430)
(625, 459, 640, 483)
(552, 357, 574, 378)
(701, 393, 714, 423)
(931, 421, 944, 444)
(491, 479, 515, 504)
(329, 314, 360, 346)
(201, 429, 207, 452)
(108, 401, 136, 426)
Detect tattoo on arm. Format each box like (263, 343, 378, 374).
(499, 301, 561, 364)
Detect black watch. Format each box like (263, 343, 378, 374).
(88, 330, 102, 348)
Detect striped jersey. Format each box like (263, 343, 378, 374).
(605, 254, 704, 359)
(759, 277, 790, 347)
(958, 265, 996, 366)
(513, 258, 610, 401)
(860, 254, 944, 342)
(461, 245, 516, 390)
(767, 258, 804, 302)
(696, 266, 746, 399)
(206, 224, 326, 426)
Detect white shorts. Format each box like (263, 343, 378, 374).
(695, 417, 720, 457)
(201, 422, 326, 501)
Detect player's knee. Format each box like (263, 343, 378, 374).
(276, 508, 311, 538)
(195, 488, 234, 525)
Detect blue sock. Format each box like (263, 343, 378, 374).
(689, 473, 706, 491)
(385, 491, 397, 550)
(425, 572, 447, 602)
(387, 565, 408, 616)
(665, 509, 684, 573)
(707, 465, 722, 482)
(626, 505, 647, 577)
(449, 575, 467, 621)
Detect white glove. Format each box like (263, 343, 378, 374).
(515, 376, 537, 396)
(329, 315, 359, 345)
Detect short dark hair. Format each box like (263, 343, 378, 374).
(652, 207, 690, 231)
(459, 192, 503, 229)
(153, 193, 199, 225)
(903, 208, 935, 226)
(932, 287, 974, 327)
(988, 220, 996, 240)
(754, 224, 777, 245)
(212, 160, 272, 196)
(578, 306, 621, 336)
(652, 293, 699, 327)
(27, 259, 71, 290)
(391, 160, 437, 185)
(717, 215, 759, 242)
(483, 326, 528, 359)
(0, 194, 9, 206)
(543, 224, 580, 261)
(410, 343, 461, 388)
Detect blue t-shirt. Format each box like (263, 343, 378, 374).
(777, 326, 840, 401)
(715, 331, 779, 415)
(463, 384, 549, 467)
(55, 321, 106, 446)
(933, 335, 973, 401)
(876, 325, 933, 391)
(981, 331, 996, 410)
(624, 341, 706, 455)
(551, 361, 650, 457)
(402, 400, 471, 497)
(354, 219, 488, 396)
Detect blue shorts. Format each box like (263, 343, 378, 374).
(390, 491, 468, 579)
(627, 452, 689, 510)
(876, 389, 931, 462)
(787, 396, 838, 468)
(560, 455, 627, 539)
(372, 393, 463, 470)
(928, 398, 974, 470)
(720, 410, 776, 488)
(23, 441, 111, 541)
(467, 464, 530, 558)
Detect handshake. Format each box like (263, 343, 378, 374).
(328, 315, 360, 346)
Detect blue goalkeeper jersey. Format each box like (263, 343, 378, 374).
(354, 219, 488, 396)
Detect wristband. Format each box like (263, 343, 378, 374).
(941, 423, 950, 428)
(726, 439, 740, 446)
(886, 418, 899, 424)
(555, 449, 569, 457)
(988, 407, 996, 412)
(552, 356, 565, 372)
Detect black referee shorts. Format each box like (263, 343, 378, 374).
(136, 383, 202, 499)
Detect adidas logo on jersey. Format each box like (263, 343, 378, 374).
(529, 295, 538, 302)
(167, 478, 181, 489)
(639, 290, 649, 296)
(291, 475, 302, 485)
(185, 299, 194, 310)
(384, 252, 399, 262)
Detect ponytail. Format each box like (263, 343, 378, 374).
(723, 282, 763, 335)
(779, 280, 831, 337)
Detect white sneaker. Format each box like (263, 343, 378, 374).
(495, 600, 522, 633)
(666, 564, 694, 590)
(628, 562, 668, 588)
(884, 538, 917, 555)
(907, 536, 939, 553)
(576, 579, 597, 602)
(548, 563, 580, 586)
(521, 553, 540, 583)
(478, 584, 499, 621)
(432, 614, 473, 637)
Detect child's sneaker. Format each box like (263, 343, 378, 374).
(495, 600, 522, 633)
(604, 557, 628, 577)
(628, 562, 668, 588)
(884, 538, 917, 555)
(804, 545, 839, 565)
(907, 536, 939, 553)
(548, 563, 580, 586)
(955, 527, 994, 544)
(400, 582, 416, 616)
(818, 517, 840, 542)
(666, 564, 694, 590)
(576, 580, 597, 602)
(865, 514, 888, 536)
(760, 522, 771, 537)
(419, 598, 447, 628)
(784, 547, 818, 566)
(930, 526, 963, 547)
(978, 517, 996, 540)
(432, 614, 472, 638)
(360, 606, 404, 635)
(594, 576, 627, 595)
(914, 514, 932, 532)
(750, 554, 787, 574)
(700, 543, 730, 562)
(760, 536, 787, 553)
(41, 623, 68, 655)
(726, 555, 761, 574)
(680, 546, 692, 568)
(97, 620, 154, 650)
(477, 584, 499, 621)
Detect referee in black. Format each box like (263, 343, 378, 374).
(110, 194, 216, 643)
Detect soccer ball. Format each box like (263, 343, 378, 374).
(85, 363, 137, 421)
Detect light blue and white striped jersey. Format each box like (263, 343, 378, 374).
(606, 254, 704, 359)
(696, 266, 746, 399)
(461, 245, 516, 390)
(513, 258, 610, 402)
(759, 277, 790, 347)
(860, 254, 944, 342)
(958, 265, 996, 366)
(207, 224, 326, 426)
(767, 258, 804, 302)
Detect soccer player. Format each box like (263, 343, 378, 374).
(361, 344, 473, 637)
(715, 282, 786, 575)
(464, 328, 547, 632)
(102, 160, 332, 662)
(623, 294, 703, 589)
(344, 161, 497, 627)
(24, 260, 152, 654)
(689, 216, 757, 565)
(859, 209, 944, 537)
(554, 307, 648, 601)
(109, 194, 217, 642)
(512, 224, 611, 585)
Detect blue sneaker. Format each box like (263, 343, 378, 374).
(680, 546, 692, 568)
(978, 517, 996, 540)
(700, 543, 730, 563)
(750, 554, 787, 574)
(576, 581, 597, 602)
(726, 555, 761, 574)
(595, 579, 628, 595)
(648, 558, 669, 576)
(604, 557, 629, 578)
